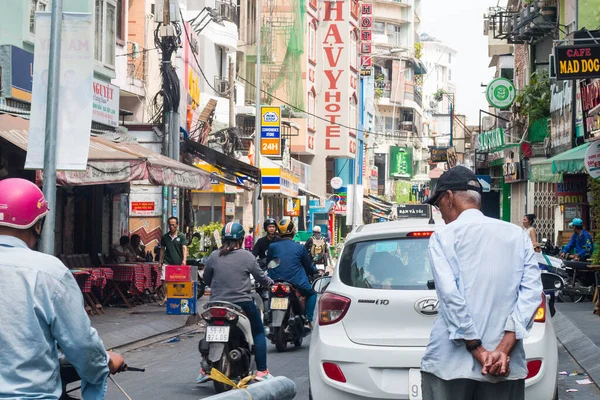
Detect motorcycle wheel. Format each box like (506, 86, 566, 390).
(213, 347, 233, 394)
(197, 281, 206, 299)
(558, 279, 585, 303)
(274, 326, 288, 353)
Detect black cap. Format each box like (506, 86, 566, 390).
(423, 166, 482, 205)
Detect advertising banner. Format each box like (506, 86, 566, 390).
(10, 46, 34, 102)
(92, 79, 119, 127)
(555, 44, 600, 80)
(389, 146, 413, 178)
(260, 106, 282, 157)
(26, 12, 94, 171)
(550, 81, 573, 153)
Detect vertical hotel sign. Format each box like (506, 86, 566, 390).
(260, 106, 282, 157)
(318, 1, 357, 158)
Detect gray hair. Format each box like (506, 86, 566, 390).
(453, 180, 482, 206)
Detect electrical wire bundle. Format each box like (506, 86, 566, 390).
(150, 22, 182, 125)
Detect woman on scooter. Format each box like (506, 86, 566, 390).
(196, 222, 274, 384)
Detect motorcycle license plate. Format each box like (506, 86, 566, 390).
(408, 369, 422, 400)
(270, 297, 289, 310)
(206, 326, 230, 342)
(316, 264, 325, 271)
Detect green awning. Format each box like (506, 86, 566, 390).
(551, 143, 591, 174)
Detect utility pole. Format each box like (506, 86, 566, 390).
(229, 57, 235, 127)
(159, 0, 180, 224)
(253, 0, 262, 233)
(39, 0, 63, 255)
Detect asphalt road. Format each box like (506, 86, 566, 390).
(99, 332, 600, 400)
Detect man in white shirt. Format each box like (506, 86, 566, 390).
(421, 166, 542, 400)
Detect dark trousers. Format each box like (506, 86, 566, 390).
(236, 301, 268, 372)
(422, 372, 525, 400)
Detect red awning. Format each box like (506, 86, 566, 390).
(0, 114, 211, 190)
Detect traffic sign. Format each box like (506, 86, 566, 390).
(260, 106, 282, 157)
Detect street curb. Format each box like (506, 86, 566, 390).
(554, 310, 600, 386)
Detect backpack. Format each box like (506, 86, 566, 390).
(311, 237, 326, 263)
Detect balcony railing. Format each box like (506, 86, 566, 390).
(127, 42, 147, 82)
(214, 76, 231, 97)
(375, 80, 392, 98)
(485, 0, 557, 44)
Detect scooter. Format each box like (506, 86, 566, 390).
(187, 258, 208, 299)
(60, 355, 144, 399)
(266, 281, 311, 352)
(198, 301, 257, 394)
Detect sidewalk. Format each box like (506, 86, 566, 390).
(554, 302, 600, 385)
(90, 302, 193, 350)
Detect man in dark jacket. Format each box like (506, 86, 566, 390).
(252, 218, 280, 261)
(267, 219, 317, 329)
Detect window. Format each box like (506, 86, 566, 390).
(448, 69, 452, 81)
(373, 22, 385, 34)
(116, 0, 125, 42)
(385, 117, 393, 131)
(387, 24, 401, 47)
(29, 0, 48, 34)
(448, 52, 452, 63)
(95, 0, 117, 68)
(308, 90, 316, 130)
(350, 31, 358, 70)
(308, 21, 317, 62)
(339, 238, 433, 290)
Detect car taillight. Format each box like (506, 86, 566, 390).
(271, 284, 291, 295)
(322, 362, 346, 383)
(534, 295, 546, 323)
(526, 359, 542, 379)
(201, 307, 238, 322)
(407, 231, 434, 237)
(319, 293, 351, 326)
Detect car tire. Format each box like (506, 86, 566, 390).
(553, 385, 558, 400)
(309, 380, 313, 400)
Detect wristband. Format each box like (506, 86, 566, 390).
(466, 339, 482, 352)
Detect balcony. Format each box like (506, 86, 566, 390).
(214, 76, 231, 97)
(375, 79, 392, 99)
(485, 0, 557, 44)
(373, 0, 410, 7)
(215, 0, 237, 23)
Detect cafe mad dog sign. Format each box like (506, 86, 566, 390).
(554, 45, 600, 80)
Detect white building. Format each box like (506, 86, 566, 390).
(420, 33, 457, 115)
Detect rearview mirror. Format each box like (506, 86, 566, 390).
(312, 276, 332, 294)
(427, 280, 435, 290)
(540, 272, 564, 292)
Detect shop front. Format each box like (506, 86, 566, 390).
(260, 158, 300, 234)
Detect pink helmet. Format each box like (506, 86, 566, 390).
(0, 178, 49, 229)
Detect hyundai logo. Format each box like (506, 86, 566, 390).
(415, 298, 439, 316)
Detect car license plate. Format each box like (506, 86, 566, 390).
(206, 326, 230, 342)
(270, 297, 289, 310)
(408, 369, 422, 400)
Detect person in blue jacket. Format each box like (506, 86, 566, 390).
(266, 219, 317, 329)
(560, 218, 594, 261)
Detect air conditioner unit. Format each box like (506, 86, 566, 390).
(218, 81, 230, 95)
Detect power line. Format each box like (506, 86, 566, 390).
(115, 46, 160, 58)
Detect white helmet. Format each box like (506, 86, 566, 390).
(312, 226, 322, 233)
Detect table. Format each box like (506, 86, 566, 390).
(71, 270, 99, 316)
(102, 263, 160, 308)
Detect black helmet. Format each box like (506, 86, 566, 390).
(263, 218, 277, 231)
(277, 219, 296, 237)
(222, 222, 245, 240)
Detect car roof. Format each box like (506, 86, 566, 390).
(345, 218, 444, 244)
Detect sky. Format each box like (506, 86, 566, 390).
(420, 0, 504, 124)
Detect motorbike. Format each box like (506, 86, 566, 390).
(558, 260, 596, 303)
(266, 280, 311, 352)
(540, 238, 561, 257)
(60, 355, 143, 399)
(198, 301, 258, 393)
(187, 258, 208, 299)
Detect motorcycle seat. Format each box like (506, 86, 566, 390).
(564, 260, 592, 270)
(204, 301, 246, 315)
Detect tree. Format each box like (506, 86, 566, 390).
(515, 70, 551, 126)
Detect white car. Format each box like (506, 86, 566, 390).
(309, 219, 558, 400)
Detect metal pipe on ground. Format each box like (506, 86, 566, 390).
(203, 377, 296, 400)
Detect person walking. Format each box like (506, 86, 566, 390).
(522, 214, 538, 249)
(421, 166, 542, 400)
(197, 222, 274, 383)
(560, 218, 594, 261)
(244, 227, 255, 251)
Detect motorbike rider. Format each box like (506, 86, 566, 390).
(560, 218, 594, 261)
(197, 222, 274, 384)
(0, 178, 124, 399)
(266, 219, 317, 329)
(252, 218, 280, 263)
(304, 225, 333, 274)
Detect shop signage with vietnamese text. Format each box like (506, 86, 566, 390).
(429, 146, 448, 163)
(580, 79, 600, 139)
(477, 128, 505, 152)
(554, 45, 600, 80)
(585, 140, 600, 179)
(556, 175, 587, 204)
(92, 79, 119, 128)
(260, 106, 282, 157)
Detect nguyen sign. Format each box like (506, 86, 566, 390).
(317, 0, 358, 158)
(554, 45, 600, 80)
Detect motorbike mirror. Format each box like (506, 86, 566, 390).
(540, 272, 565, 292)
(427, 280, 435, 290)
(312, 276, 332, 294)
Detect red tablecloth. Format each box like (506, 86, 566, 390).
(90, 268, 114, 292)
(103, 263, 155, 294)
(71, 270, 92, 293)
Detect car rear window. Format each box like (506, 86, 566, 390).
(339, 237, 433, 290)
